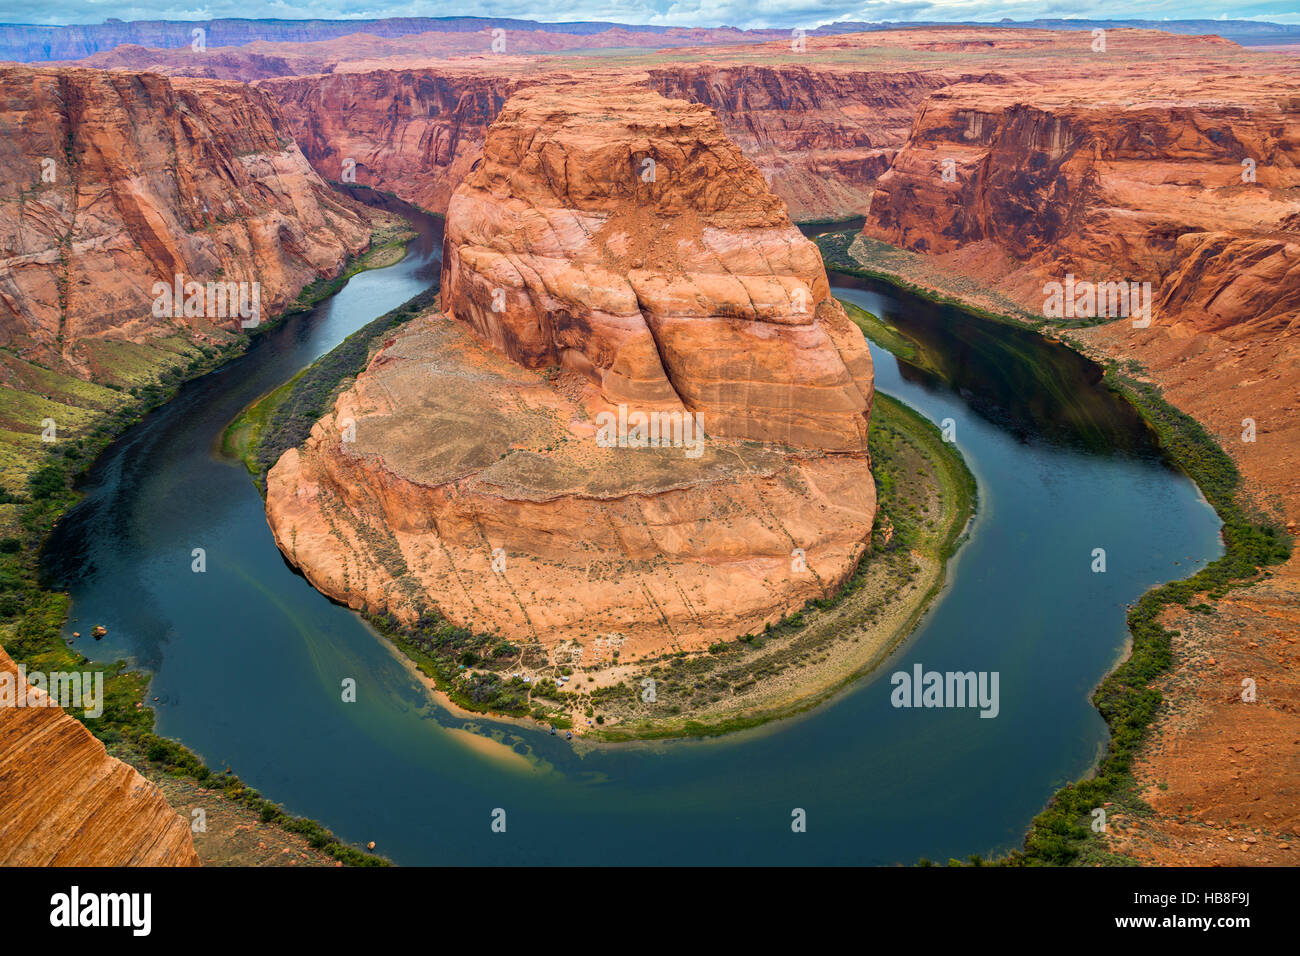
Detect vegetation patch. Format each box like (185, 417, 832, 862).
(838, 298, 919, 363)
(224, 283, 440, 490)
(1006, 369, 1290, 866)
(365, 392, 976, 741)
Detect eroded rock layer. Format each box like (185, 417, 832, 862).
(0, 647, 199, 866)
(264, 69, 520, 215)
(440, 83, 874, 449)
(863, 75, 1300, 337)
(267, 314, 875, 655)
(267, 84, 875, 653)
(643, 65, 953, 220)
(256, 29, 1273, 225)
(0, 66, 373, 377)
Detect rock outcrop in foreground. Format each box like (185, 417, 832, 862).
(0, 647, 199, 866)
(267, 84, 875, 655)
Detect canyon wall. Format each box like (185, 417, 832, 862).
(0, 66, 374, 379)
(266, 83, 876, 656)
(264, 69, 521, 215)
(42, 28, 1271, 233)
(848, 61, 1300, 865)
(863, 77, 1300, 336)
(643, 66, 958, 220)
(0, 66, 382, 864)
(254, 28, 1248, 226)
(0, 646, 199, 865)
(262, 64, 956, 222)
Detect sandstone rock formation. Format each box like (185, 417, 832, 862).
(0, 647, 199, 866)
(261, 63, 941, 223)
(12, 22, 1296, 859)
(643, 65, 952, 220)
(0, 66, 374, 378)
(255, 29, 1271, 228)
(40, 28, 1281, 231)
(264, 68, 521, 215)
(863, 73, 1300, 337)
(266, 83, 875, 655)
(440, 84, 874, 449)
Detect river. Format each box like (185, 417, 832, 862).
(41, 205, 1222, 865)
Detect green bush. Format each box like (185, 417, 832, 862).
(252, 286, 440, 483)
(1010, 371, 1291, 866)
(28, 463, 67, 500)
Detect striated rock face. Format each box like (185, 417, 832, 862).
(440, 83, 874, 449)
(266, 315, 876, 656)
(644, 66, 953, 220)
(0, 647, 199, 866)
(57, 28, 1272, 232)
(267, 84, 875, 655)
(863, 76, 1300, 337)
(264, 69, 521, 216)
(0, 67, 374, 378)
(262, 64, 949, 223)
(255, 29, 1254, 226)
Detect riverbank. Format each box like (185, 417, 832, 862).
(818, 230, 1295, 866)
(222, 284, 440, 490)
(233, 277, 975, 742)
(583, 390, 975, 741)
(343, 378, 973, 743)
(0, 212, 415, 867)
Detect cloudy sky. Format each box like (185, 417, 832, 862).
(9, 1, 1300, 28)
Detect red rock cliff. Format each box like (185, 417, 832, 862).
(0, 647, 199, 865)
(644, 65, 954, 220)
(262, 62, 958, 223)
(258, 29, 1236, 226)
(440, 82, 874, 449)
(263, 68, 520, 215)
(0, 66, 374, 378)
(863, 76, 1300, 336)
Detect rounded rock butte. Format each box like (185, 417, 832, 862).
(266, 81, 876, 657)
